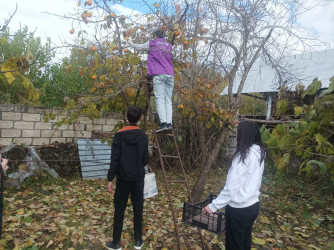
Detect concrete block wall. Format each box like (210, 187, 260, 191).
(0, 103, 123, 146)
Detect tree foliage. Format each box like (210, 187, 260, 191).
(261, 76, 334, 183)
(45, 0, 323, 201)
(169, 0, 320, 201)
(43, 0, 157, 123)
(37, 49, 93, 107)
(0, 25, 53, 104)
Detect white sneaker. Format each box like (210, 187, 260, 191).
(106, 241, 122, 250)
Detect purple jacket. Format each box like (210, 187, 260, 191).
(148, 38, 174, 76)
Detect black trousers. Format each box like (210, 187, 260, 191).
(113, 179, 144, 243)
(225, 202, 259, 250)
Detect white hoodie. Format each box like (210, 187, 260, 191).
(209, 144, 264, 212)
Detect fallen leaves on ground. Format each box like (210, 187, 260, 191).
(0, 168, 333, 249)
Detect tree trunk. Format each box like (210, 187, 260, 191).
(191, 127, 229, 202)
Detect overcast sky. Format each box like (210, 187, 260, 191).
(298, 0, 334, 47)
(1, 0, 333, 60)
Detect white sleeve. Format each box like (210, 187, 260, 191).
(128, 40, 150, 52)
(208, 157, 247, 212)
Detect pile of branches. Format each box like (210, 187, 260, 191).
(36, 142, 81, 177)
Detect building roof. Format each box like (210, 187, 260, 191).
(221, 48, 334, 95)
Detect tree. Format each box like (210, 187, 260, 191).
(37, 48, 92, 107)
(0, 5, 54, 104)
(43, 0, 198, 124)
(48, 0, 322, 201)
(168, 0, 322, 201)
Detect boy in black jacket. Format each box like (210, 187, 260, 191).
(106, 106, 149, 250)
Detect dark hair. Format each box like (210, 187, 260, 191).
(233, 121, 266, 164)
(153, 30, 164, 38)
(127, 106, 142, 124)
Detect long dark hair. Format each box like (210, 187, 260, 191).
(233, 120, 266, 164)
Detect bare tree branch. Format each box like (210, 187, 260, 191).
(0, 3, 17, 33)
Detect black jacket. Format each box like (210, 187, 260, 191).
(107, 125, 149, 182)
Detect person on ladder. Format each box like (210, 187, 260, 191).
(126, 29, 174, 132)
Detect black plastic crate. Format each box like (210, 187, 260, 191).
(182, 194, 225, 235)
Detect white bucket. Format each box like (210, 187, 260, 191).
(144, 172, 158, 199)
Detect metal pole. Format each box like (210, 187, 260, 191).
(266, 93, 272, 120)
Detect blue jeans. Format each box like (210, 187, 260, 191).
(153, 74, 174, 124)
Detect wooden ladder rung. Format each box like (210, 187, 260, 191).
(161, 155, 179, 158)
(157, 133, 174, 136)
(167, 179, 187, 183)
(145, 84, 205, 250)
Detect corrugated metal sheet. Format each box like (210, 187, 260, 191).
(77, 138, 111, 179)
(221, 49, 334, 94)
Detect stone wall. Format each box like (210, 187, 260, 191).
(0, 103, 123, 146)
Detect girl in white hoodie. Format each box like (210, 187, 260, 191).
(202, 120, 266, 250)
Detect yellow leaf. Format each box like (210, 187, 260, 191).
(24, 238, 34, 247)
(252, 236, 266, 245)
(308, 244, 322, 250)
(28, 88, 35, 100)
(58, 219, 67, 225)
(18, 164, 28, 171)
(294, 105, 304, 117)
(153, 2, 160, 8)
(17, 210, 25, 215)
(127, 87, 135, 97)
(32, 90, 40, 101)
(23, 78, 32, 89)
(280, 224, 289, 231)
(4, 72, 15, 84)
(277, 161, 285, 170)
(46, 240, 54, 248)
(259, 216, 270, 223)
(266, 238, 276, 243)
(297, 232, 310, 238)
(2, 58, 20, 70)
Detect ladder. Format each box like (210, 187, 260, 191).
(144, 82, 206, 249)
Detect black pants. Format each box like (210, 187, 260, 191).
(225, 202, 259, 250)
(113, 179, 144, 243)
